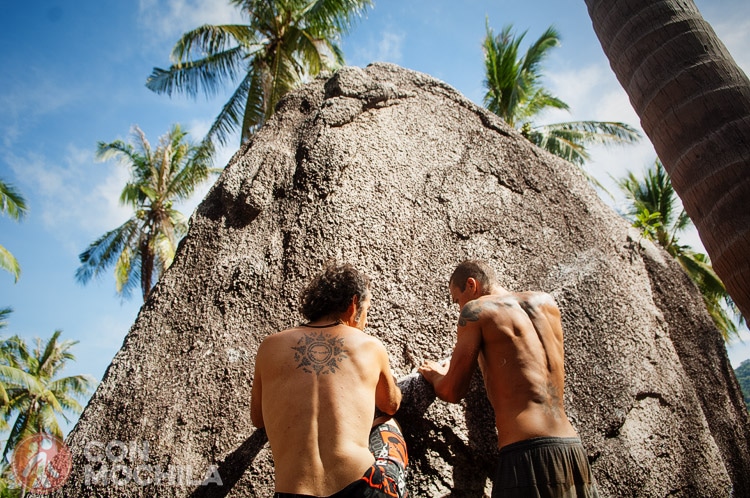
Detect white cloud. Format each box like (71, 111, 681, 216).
(374, 31, 405, 64)
(6, 146, 131, 254)
(712, 18, 750, 75)
(0, 69, 80, 149)
(138, 0, 244, 46)
(349, 29, 405, 67)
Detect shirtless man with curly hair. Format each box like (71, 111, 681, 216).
(251, 263, 408, 498)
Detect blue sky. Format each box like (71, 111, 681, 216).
(1, 0, 748, 435)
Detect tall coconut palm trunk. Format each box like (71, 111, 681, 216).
(584, 0, 750, 319)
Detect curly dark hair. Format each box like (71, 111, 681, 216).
(299, 263, 371, 322)
(450, 260, 498, 292)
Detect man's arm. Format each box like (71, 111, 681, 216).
(419, 300, 483, 403)
(375, 341, 402, 416)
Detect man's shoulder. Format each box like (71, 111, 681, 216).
(512, 291, 560, 317)
(477, 291, 558, 314)
(514, 290, 556, 305)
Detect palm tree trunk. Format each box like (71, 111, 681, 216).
(584, 0, 750, 320)
(584, 1, 750, 494)
(140, 239, 154, 300)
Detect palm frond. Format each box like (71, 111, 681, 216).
(515, 89, 568, 123)
(114, 244, 141, 298)
(95, 139, 135, 164)
(170, 24, 258, 62)
(289, 24, 328, 76)
(205, 68, 255, 146)
(48, 391, 85, 416)
(524, 121, 640, 181)
(302, 0, 373, 36)
(76, 218, 141, 284)
(37, 404, 64, 438)
(264, 34, 304, 117)
(0, 308, 10, 330)
(0, 180, 28, 221)
(146, 46, 249, 99)
(526, 126, 590, 165)
(1, 336, 29, 370)
(482, 22, 566, 130)
(2, 410, 31, 462)
(545, 121, 641, 146)
(520, 25, 561, 77)
(0, 246, 21, 283)
(0, 366, 43, 394)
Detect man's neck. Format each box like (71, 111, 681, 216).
(305, 314, 344, 327)
(487, 284, 510, 297)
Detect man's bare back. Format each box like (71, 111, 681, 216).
(459, 291, 578, 447)
(250, 265, 405, 497)
(420, 260, 598, 497)
(419, 276, 577, 448)
(252, 322, 399, 495)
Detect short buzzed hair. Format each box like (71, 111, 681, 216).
(450, 260, 497, 292)
(299, 263, 371, 321)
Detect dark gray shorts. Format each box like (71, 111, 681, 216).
(492, 437, 599, 498)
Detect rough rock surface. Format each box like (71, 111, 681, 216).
(52, 64, 750, 497)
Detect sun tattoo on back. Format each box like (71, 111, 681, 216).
(292, 332, 348, 375)
(458, 301, 482, 327)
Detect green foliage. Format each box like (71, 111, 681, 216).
(147, 0, 372, 149)
(632, 209, 663, 241)
(735, 359, 750, 412)
(618, 159, 745, 340)
(0, 466, 21, 498)
(0, 180, 28, 283)
(76, 124, 217, 300)
(483, 22, 566, 127)
(0, 330, 96, 462)
(481, 22, 640, 170)
(0, 310, 10, 331)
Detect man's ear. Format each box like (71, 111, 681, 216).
(343, 295, 359, 322)
(466, 277, 478, 293)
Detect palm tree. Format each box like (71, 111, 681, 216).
(76, 124, 216, 300)
(0, 331, 96, 461)
(146, 0, 372, 149)
(482, 22, 641, 169)
(0, 309, 14, 433)
(618, 159, 744, 340)
(584, 0, 750, 321)
(0, 180, 27, 282)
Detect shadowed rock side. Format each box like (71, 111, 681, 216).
(51, 64, 749, 498)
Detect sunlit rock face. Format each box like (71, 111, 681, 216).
(52, 63, 749, 498)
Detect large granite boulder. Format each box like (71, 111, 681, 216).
(51, 63, 750, 497)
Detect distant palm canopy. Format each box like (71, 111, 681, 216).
(481, 21, 641, 168)
(146, 0, 373, 149)
(618, 159, 744, 341)
(76, 125, 216, 300)
(0, 179, 27, 282)
(0, 331, 96, 460)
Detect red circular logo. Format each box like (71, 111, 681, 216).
(11, 434, 72, 493)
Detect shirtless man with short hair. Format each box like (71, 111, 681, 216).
(419, 260, 598, 497)
(251, 263, 408, 498)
